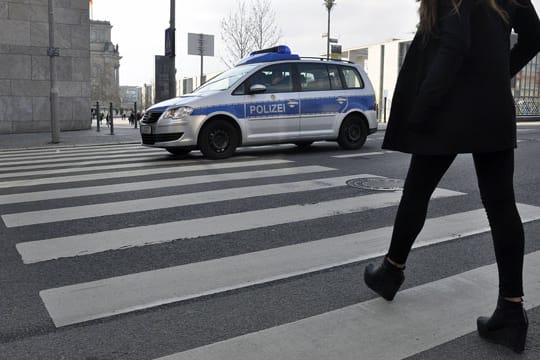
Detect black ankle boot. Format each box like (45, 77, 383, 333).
(364, 257, 405, 301)
(477, 297, 528, 353)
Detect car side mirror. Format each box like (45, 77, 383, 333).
(249, 84, 267, 94)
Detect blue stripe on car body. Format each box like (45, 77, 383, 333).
(345, 95, 376, 112)
(191, 104, 245, 118)
(188, 95, 374, 120)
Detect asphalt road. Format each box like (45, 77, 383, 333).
(0, 123, 539, 359)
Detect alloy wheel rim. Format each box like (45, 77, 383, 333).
(348, 125, 361, 142)
(209, 129, 230, 153)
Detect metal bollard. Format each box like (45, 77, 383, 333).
(96, 101, 100, 132)
(109, 102, 114, 135)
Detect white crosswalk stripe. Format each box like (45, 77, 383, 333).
(16, 188, 462, 263)
(332, 151, 395, 158)
(0, 147, 164, 165)
(3, 175, 375, 227)
(155, 251, 540, 360)
(0, 165, 332, 205)
(2, 143, 539, 358)
(0, 158, 203, 179)
(38, 204, 540, 328)
(0, 159, 291, 188)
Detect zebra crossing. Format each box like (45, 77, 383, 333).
(1, 143, 540, 359)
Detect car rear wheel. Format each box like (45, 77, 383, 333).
(337, 115, 367, 150)
(199, 119, 240, 159)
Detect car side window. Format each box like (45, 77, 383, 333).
(340, 66, 365, 89)
(243, 63, 294, 94)
(327, 64, 343, 90)
(298, 63, 332, 91)
(232, 83, 246, 95)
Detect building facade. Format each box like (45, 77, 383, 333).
(0, 0, 91, 134)
(90, 20, 120, 112)
(344, 36, 540, 121)
(142, 83, 153, 110)
(119, 86, 142, 113)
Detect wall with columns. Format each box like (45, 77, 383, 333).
(0, 0, 90, 134)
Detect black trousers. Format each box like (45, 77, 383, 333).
(387, 149, 524, 297)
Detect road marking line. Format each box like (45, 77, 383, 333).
(333, 151, 395, 158)
(0, 159, 291, 189)
(153, 248, 540, 360)
(0, 165, 332, 205)
(0, 148, 163, 164)
(0, 159, 203, 179)
(0, 151, 165, 167)
(0, 154, 179, 172)
(0, 144, 149, 159)
(39, 203, 540, 328)
(3, 175, 375, 227)
(18, 188, 463, 264)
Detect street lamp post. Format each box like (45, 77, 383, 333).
(169, 0, 176, 98)
(324, 0, 336, 60)
(48, 0, 60, 143)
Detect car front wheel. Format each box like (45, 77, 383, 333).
(199, 119, 240, 159)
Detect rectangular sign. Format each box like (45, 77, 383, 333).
(187, 33, 214, 56)
(331, 44, 342, 60)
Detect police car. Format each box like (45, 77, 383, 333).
(140, 45, 378, 159)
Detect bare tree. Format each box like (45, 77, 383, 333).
(220, 1, 253, 67)
(250, 0, 281, 50)
(220, 0, 282, 67)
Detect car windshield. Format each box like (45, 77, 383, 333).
(192, 64, 259, 94)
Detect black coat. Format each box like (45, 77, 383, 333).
(382, 0, 540, 155)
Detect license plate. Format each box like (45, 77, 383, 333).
(141, 125, 152, 134)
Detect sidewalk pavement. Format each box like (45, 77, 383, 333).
(0, 120, 389, 151)
(0, 118, 142, 150)
(0, 120, 536, 151)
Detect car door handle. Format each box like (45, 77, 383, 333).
(287, 100, 299, 107)
(336, 97, 347, 104)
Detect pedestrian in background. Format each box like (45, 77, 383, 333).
(364, 0, 540, 353)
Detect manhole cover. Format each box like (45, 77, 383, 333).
(346, 177, 404, 191)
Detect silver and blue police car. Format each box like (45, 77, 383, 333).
(140, 45, 378, 159)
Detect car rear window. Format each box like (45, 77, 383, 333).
(340, 66, 364, 89)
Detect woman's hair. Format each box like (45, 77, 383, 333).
(417, 0, 515, 35)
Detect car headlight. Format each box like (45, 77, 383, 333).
(160, 106, 194, 120)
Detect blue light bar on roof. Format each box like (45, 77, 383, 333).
(249, 45, 291, 56)
(236, 45, 300, 65)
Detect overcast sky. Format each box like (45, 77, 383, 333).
(91, 0, 540, 87)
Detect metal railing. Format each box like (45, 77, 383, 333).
(515, 96, 540, 120)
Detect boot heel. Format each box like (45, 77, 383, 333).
(477, 299, 528, 354)
(512, 325, 528, 353)
(477, 323, 527, 353)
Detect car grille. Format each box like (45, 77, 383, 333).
(142, 133, 184, 145)
(141, 111, 163, 123)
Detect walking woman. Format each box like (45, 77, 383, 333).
(364, 0, 540, 353)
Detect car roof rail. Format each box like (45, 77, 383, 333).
(299, 56, 355, 64)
